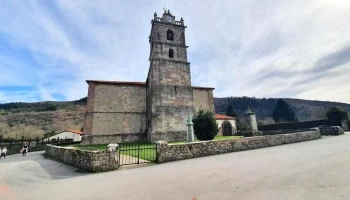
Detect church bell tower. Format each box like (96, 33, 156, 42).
(146, 10, 194, 142)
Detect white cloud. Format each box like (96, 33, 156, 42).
(0, 0, 349, 103)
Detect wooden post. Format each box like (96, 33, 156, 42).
(36, 137, 39, 149)
(9, 138, 12, 150)
(28, 138, 32, 150)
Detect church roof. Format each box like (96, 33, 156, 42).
(192, 86, 215, 90)
(86, 80, 146, 85)
(86, 80, 214, 89)
(215, 114, 236, 120)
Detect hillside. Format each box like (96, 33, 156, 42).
(0, 98, 86, 139)
(215, 97, 350, 123)
(1, 96, 350, 139)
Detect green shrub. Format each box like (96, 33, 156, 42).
(193, 109, 218, 141)
(236, 131, 254, 137)
(0, 109, 8, 115)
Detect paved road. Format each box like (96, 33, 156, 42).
(1, 133, 350, 200)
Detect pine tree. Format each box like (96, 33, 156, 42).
(225, 105, 237, 117)
(272, 99, 297, 122)
(193, 109, 219, 141)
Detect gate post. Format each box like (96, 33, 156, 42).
(156, 140, 168, 163)
(137, 140, 140, 164)
(106, 144, 120, 170)
(21, 136, 24, 148)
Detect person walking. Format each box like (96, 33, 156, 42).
(22, 143, 29, 156)
(0, 147, 7, 159)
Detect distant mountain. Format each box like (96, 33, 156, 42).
(214, 97, 350, 122)
(1, 96, 349, 138)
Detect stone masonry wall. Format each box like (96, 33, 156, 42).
(45, 144, 119, 173)
(319, 126, 344, 135)
(149, 60, 191, 86)
(151, 21, 186, 46)
(149, 85, 194, 142)
(82, 83, 147, 144)
(93, 84, 146, 113)
(157, 130, 321, 163)
(262, 129, 314, 135)
(151, 43, 188, 63)
(193, 88, 215, 113)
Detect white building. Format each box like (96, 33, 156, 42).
(215, 114, 237, 136)
(47, 130, 83, 142)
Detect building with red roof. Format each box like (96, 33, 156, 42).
(215, 114, 237, 136)
(47, 130, 83, 142)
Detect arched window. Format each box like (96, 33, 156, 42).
(167, 29, 174, 40)
(169, 49, 174, 58)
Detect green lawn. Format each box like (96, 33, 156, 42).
(66, 136, 241, 161)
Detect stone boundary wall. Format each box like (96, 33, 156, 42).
(157, 130, 321, 163)
(262, 128, 312, 135)
(319, 126, 344, 136)
(237, 131, 263, 137)
(258, 120, 328, 131)
(45, 144, 119, 172)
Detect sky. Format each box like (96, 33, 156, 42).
(0, 0, 350, 104)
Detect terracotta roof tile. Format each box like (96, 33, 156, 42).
(215, 114, 236, 120)
(67, 130, 83, 135)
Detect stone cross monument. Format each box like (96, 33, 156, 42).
(186, 117, 195, 142)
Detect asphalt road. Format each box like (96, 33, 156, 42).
(1, 133, 350, 200)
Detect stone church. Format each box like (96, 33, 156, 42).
(82, 10, 215, 144)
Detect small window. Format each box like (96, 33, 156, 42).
(169, 49, 174, 58)
(167, 29, 174, 40)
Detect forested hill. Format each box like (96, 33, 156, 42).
(0, 96, 350, 135)
(214, 97, 350, 122)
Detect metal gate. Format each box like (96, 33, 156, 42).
(119, 141, 157, 166)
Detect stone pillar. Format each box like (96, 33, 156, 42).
(341, 119, 349, 131)
(186, 117, 195, 142)
(106, 143, 119, 170)
(156, 140, 168, 163)
(244, 107, 258, 132)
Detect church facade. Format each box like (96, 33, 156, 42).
(82, 10, 215, 144)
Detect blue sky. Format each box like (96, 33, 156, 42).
(0, 0, 350, 103)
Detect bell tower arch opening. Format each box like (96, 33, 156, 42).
(167, 29, 174, 40)
(169, 49, 174, 58)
